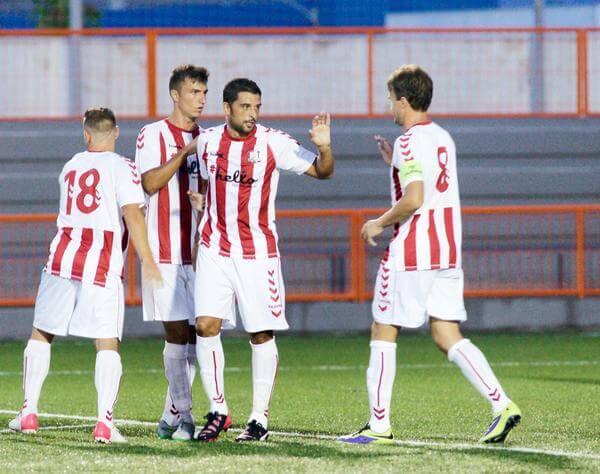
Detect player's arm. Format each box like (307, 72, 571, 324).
(141, 138, 198, 196)
(122, 203, 163, 286)
(305, 112, 334, 179)
(361, 159, 425, 247)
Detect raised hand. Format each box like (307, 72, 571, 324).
(374, 135, 393, 165)
(309, 112, 331, 148)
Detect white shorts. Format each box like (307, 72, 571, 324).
(142, 263, 195, 324)
(372, 259, 467, 329)
(33, 272, 125, 340)
(194, 247, 288, 333)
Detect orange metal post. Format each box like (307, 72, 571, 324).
(576, 209, 585, 298)
(146, 31, 158, 118)
(367, 31, 374, 118)
(127, 249, 136, 303)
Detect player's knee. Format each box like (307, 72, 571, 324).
(163, 321, 189, 344)
(249, 331, 273, 345)
(430, 327, 457, 354)
(195, 317, 220, 337)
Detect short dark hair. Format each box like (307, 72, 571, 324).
(387, 65, 433, 112)
(169, 64, 209, 93)
(223, 78, 261, 105)
(83, 107, 116, 133)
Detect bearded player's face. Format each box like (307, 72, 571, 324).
(225, 92, 261, 136)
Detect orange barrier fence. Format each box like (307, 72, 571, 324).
(1, 27, 600, 119)
(1, 205, 599, 307)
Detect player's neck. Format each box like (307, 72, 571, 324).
(402, 112, 429, 132)
(167, 110, 198, 132)
(87, 140, 114, 152)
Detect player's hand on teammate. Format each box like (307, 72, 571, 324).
(361, 219, 384, 247)
(171, 137, 199, 160)
(187, 190, 205, 211)
(374, 135, 393, 165)
(142, 259, 163, 288)
(309, 112, 331, 148)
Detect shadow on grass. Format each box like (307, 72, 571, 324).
(55, 432, 577, 470)
(514, 375, 600, 386)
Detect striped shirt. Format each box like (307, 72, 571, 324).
(388, 121, 462, 271)
(44, 151, 145, 288)
(197, 124, 315, 259)
(135, 119, 201, 265)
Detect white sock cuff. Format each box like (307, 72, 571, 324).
(164, 342, 187, 359)
(96, 350, 121, 363)
(26, 339, 51, 354)
(369, 340, 397, 350)
(250, 338, 277, 352)
(198, 334, 222, 350)
(447, 338, 471, 362)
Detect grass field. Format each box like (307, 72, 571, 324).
(1, 333, 599, 472)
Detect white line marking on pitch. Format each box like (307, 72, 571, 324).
(0, 359, 598, 377)
(0, 423, 96, 434)
(0, 410, 598, 462)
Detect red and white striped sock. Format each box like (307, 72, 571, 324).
(95, 350, 122, 427)
(197, 334, 228, 415)
(163, 342, 193, 423)
(448, 338, 510, 413)
(21, 339, 51, 416)
(367, 340, 397, 433)
(249, 338, 279, 429)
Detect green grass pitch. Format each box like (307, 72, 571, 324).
(1, 333, 599, 472)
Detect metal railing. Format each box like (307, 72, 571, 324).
(1, 204, 599, 307)
(1, 27, 600, 119)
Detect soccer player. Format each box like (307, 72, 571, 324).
(134, 65, 208, 441)
(191, 78, 334, 442)
(339, 65, 521, 445)
(8, 108, 162, 444)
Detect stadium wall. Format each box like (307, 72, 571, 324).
(0, 118, 599, 338)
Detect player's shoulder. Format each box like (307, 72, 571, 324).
(259, 124, 298, 145)
(199, 123, 225, 139)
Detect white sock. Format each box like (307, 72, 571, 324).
(162, 390, 179, 426)
(448, 338, 511, 413)
(163, 342, 193, 423)
(187, 343, 197, 387)
(21, 339, 51, 415)
(249, 338, 279, 429)
(197, 334, 228, 415)
(95, 350, 122, 427)
(367, 340, 397, 433)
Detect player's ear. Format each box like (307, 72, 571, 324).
(113, 125, 120, 141)
(223, 101, 231, 117)
(170, 88, 179, 104)
(83, 128, 91, 146)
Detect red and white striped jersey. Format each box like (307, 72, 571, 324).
(135, 119, 201, 265)
(197, 123, 315, 259)
(388, 121, 462, 271)
(44, 151, 145, 288)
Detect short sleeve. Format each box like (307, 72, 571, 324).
(134, 125, 161, 175)
(393, 134, 424, 189)
(197, 134, 208, 180)
(271, 131, 315, 175)
(115, 157, 145, 208)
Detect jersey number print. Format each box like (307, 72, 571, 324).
(64, 168, 101, 214)
(436, 146, 449, 193)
